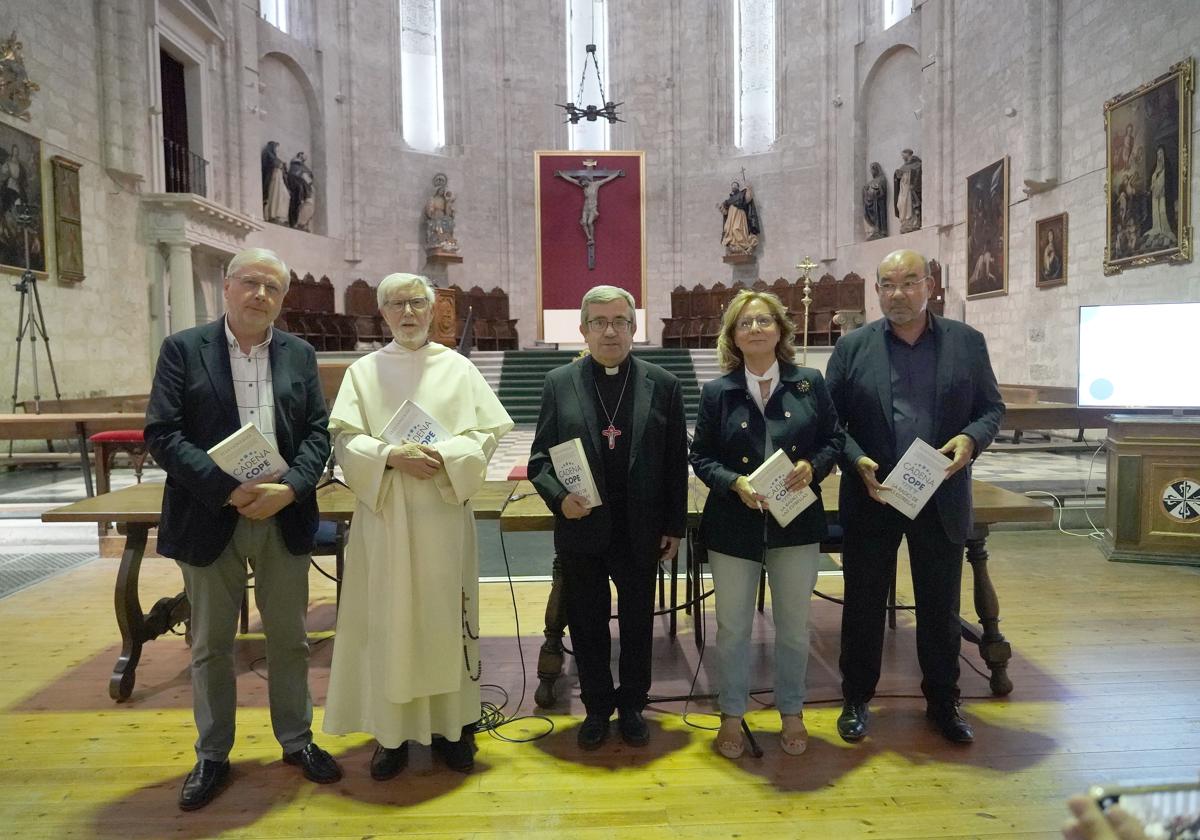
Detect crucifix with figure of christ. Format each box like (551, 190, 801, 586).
(555, 159, 624, 270)
(601, 424, 621, 449)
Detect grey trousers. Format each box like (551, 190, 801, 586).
(177, 516, 314, 762)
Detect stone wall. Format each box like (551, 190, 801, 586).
(831, 0, 1200, 386)
(1, 0, 1197, 402)
(0, 0, 153, 401)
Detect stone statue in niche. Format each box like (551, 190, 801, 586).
(424, 173, 458, 253)
(286, 151, 315, 232)
(719, 180, 760, 256)
(862, 162, 888, 240)
(261, 141, 290, 225)
(894, 148, 922, 233)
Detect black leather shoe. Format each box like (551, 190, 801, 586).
(837, 701, 869, 742)
(577, 713, 611, 750)
(617, 707, 650, 747)
(432, 726, 476, 773)
(370, 742, 409, 781)
(283, 742, 343, 783)
(178, 759, 230, 811)
(927, 703, 974, 744)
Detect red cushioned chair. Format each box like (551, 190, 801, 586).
(89, 429, 148, 496)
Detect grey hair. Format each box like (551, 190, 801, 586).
(226, 248, 290, 290)
(580, 285, 636, 327)
(377, 273, 436, 308)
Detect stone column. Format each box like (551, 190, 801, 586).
(166, 242, 197, 334)
(147, 244, 168, 363)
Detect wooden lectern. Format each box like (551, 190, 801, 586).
(1103, 415, 1200, 565)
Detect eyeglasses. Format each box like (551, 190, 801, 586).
(586, 317, 633, 334)
(735, 315, 776, 332)
(878, 278, 927, 294)
(233, 275, 285, 297)
(383, 297, 431, 312)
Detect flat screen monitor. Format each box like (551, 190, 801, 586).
(1078, 302, 1200, 409)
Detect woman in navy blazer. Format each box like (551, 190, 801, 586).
(689, 290, 844, 759)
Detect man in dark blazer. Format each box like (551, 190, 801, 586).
(825, 248, 1004, 745)
(529, 285, 689, 750)
(145, 248, 340, 810)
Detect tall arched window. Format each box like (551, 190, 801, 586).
(400, 0, 445, 152)
(883, 0, 912, 29)
(566, 0, 610, 151)
(734, 0, 775, 153)
(260, 0, 289, 33)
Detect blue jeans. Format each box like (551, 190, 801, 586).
(709, 544, 820, 717)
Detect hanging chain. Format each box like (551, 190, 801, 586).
(462, 590, 482, 682)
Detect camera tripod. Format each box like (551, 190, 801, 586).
(8, 205, 64, 455)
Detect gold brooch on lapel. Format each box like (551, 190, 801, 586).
(796, 380, 811, 394)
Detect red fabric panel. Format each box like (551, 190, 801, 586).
(538, 153, 642, 311)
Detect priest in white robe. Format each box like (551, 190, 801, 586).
(323, 273, 513, 778)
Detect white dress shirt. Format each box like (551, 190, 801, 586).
(224, 319, 277, 450)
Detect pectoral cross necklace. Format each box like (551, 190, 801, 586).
(594, 363, 632, 450)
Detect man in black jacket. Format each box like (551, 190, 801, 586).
(826, 249, 1004, 745)
(145, 248, 340, 810)
(529, 285, 689, 750)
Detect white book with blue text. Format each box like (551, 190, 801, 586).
(207, 422, 289, 483)
(748, 448, 817, 528)
(549, 438, 602, 509)
(880, 438, 952, 520)
(380, 399, 450, 447)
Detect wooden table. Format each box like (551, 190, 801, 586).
(0, 412, 146, 496)
(501, 474, 1053, 697)
(1001, 403, 1200, 440)
(42, 479, 518, 702)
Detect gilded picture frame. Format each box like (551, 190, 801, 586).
(1035, 212, 1067, 289)
(1103, 58, 1193, 275)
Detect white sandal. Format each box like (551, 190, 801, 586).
(715, 716, 745, 759)
(780, 713, 808, 756)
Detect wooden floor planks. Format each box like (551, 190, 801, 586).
(0, 529, 1198, 838)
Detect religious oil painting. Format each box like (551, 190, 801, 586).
(965, 156, 1008, 300)
(1035, 212, 1067, 289)
(1104, 58, 1193, 275)
(0, 120, 45, 275)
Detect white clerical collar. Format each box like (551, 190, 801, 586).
(591, 355, 628, 376)
(745, 360, 780, 388)
(224, 318, 272, 354)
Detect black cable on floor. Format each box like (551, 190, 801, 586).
(473, 491, 554, 743)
